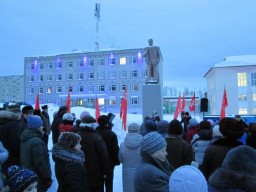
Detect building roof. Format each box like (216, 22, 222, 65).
(204, 55, 256, 77)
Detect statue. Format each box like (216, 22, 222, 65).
(143, 38, 162, 84)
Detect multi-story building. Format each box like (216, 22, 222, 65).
(0, 75, 24, 103)
(24, 48, 147, 114)
(204, 55, 256, 115)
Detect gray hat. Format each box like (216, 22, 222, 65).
(141, 132, 166, 155)
(128, 123, 140, 133)
(63, 113, 74, 121)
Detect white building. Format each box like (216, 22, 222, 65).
(24, 48, 147, 114)
(204, 55, 256, 115)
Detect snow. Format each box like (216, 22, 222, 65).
(213, 55, 256, 68)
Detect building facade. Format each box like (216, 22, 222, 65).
(24, 48, 147, 114)
(0, 75, 24, 103)
(204, 55, 256, 115)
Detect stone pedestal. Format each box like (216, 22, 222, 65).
(142, 84, 163, 121)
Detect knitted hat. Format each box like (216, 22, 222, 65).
(189, 118, 198, 128)
(63, 113, 74, 121)
(58, 132, 81, 150)
(6, 165, 38, 192)
(22, 105, 34, 114)
(168, 119, 183, 135)
(79, 111, 91, 120)
(41, 105, 48, 110)
(128, 123, 140, 133)
(219, 117, 244, 139)
(222, 145, 256, 175)
(199, 120, 211, 130)
(27, 115, 43, 130)
(141, 132, 166, 155)
(6, 105, 21, 113)
(145, 119, 157, 132)
(98, 115, 109, 126)
(169, 165, 208, 192)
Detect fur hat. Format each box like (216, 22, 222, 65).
(168, 119, 182, 135)
(63, 113, 74, 121)
(81, 115, 96, 124)
(58, 132, 81, 150)
(169, 165, 208, 192)
(128, 123, 140, 133)
(222, 145, 256, 175)
(41, 105, 48, 110)
(27, 115, 43, 130)
(157, 120, 169, 136)
(6, 105, 21, 113)
(22, 105, 34, 114)
(219, 117, 244, 139)
(145, 119, 157, 132)
(58, 106, 68, 114)
(199, 120, 211, 130)
(6, 165, 38, 192)
(141, 132, 166, 155)
(189, 118, 198, 128)
(79, 111, 90, 120)
(98, 115, 109, 126)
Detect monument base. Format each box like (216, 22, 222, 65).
(142, 84, 163, 122)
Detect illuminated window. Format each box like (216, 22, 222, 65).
(251, 73, 256, 86)
(109, 96, 116, 105)
(253, 94, 256, 101)
(131, 97, 139, 105)
(68, 74, 73, 80)
(131, 70, 138, 78)
(68, 61, 73, 68)
(239, 108, 247, 115)
(120, 71, 127, 78)
(78, 86, 84, 93)
(88, 85, 94, 92)
(47, 87, 52, 93)
(98, 85, 105, 92)
(39, 75, 44, 82)
(30, 63, 34, 70)
(40, 63, 44, 69)
(110, 71, 116, 79)
(77, 99, 83, 106)
(131, 84, 139, 91)
(238, 94, 247, 101)
(56, 87, 62, 93)
(120, 57, 126, 65)
(38, 87, 43, 94)
(132, 56, 137, 64)
(56, 74, 62, 81)
(98, 98, 104, 105)
(78, 73, 84, 80)
(88, 73, 94, 79)
(98, 58, 105, 65)
(237, 73, 247, 87)
(120, 84, 126, 91)
(110, 85, 116, 91)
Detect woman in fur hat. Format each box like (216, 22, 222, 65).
(52, 132, 88, 192)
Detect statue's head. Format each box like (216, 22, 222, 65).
(148, 38, 153, 46)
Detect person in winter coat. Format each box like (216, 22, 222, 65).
(185, 118, 200, 144)
(140, 116, 150, 136)
(58, 113, 75, 133)
(169, 165, 208, 192)
(166, 120, 194, 169)
(191, 120, 213, 166)
(0, 141, 8, 190)
(180, 111, 191, 136)
(5, 165, 38, 192)
(201, 117, 244, 180)
(134, 132, 173, 192)
(19, 105, 34, 132)
(51, 106, 68, 144)
(96, 115, 120, 192)
(52, 132, 88, 192)
(78, 115, 109, 192)
(157, 120, 169, 137)
(0, 106, 22, 174)
(20, 115, 52, 192)
(246, 122, 256, 149)
(41, 105, 51, 150)
(118, 123, 143, 192)
(208, 145, 256, 192)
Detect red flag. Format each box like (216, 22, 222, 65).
(181, 94, 185, 111)
(95, 97, 101, 123)
(35, 94, 40, 110)
(66, 87, 71, 113)
(189, 92, 195, 112)
(174, 96, 181, 119)
(220, 87, 228, 119)
(120, 89, 127, 131)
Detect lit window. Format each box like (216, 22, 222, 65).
(78, 73, 84, 80)
(79, 86, 84, 93)
(120, 71, 127, 78)
(251, 73, 256, 86)
(131, 84, 139, 91)
(120, 57, 126, 65)
(253, 94, 256, 101)
(98, 85, 105, 92)
(120, 84, 126, 91)
(39, 87, 43, 94)
(131, 97, 138, 105)
(68, 74, 73, 80)
(98, 72, 105, 79)
(77, 99, 83, 106)
(68, 61, 73, 68)
(30, 64, 34, 70)
(98, 98, 104, 105)
(56, 75, 62, 81)
(56, 87, 62, 93)
(47, 75, 52, 81)
(47, 87, 52, 93)
(238, 94, 247, 101)
(110, 71, 116, 79)
(99, 58, 105, 65)
(110, 85, 116, 91)
(131, 70, 138, 78)
(237, 73, 247, 87)
(238, 108, 247, 115)
(40, 63, 44, 69)
(109, 96, 116, 105)
(39, 75, 44, 82)
(88, 73, 94, 79)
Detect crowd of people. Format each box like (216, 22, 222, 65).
(0, 104, 256, 192)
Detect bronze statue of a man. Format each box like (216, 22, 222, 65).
(143, 39, 162, 83)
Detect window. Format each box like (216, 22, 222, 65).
(131, 97, 139, 105)
(88, 85, 94, 92)
(68, 86, 73, 93)
(143, 70, 147, 77)
(131, 70, 138, 78)
(68, 74, 73, 80)
(38, 87, 43, 94)
(98, 72, 105, 79)
(253, 94, 256, 101)
(120, 57, 126, 65)
(131, 84, 139, 91)
(89, 59, 94, 67)
(110, 71, 116, 79)
(56, 87, 62, 93)
(47, 75, 52, 81)
(98, 98, 104, 105)
(39, 75, 44, 82)
(132, 56, 137, 64)
(39, 63, 44, 69)
(88, 73, 94, 79)
(28, 88, 34, 94)
(120, 84, 126, 91)
(120, 71, 127, 78)
(109, 96, 116, 105)
(98, 85, 105, 92)
(98, 58, 105, 65)
(238, 108, 247, 115)
(56, 62, 62, 69)
(238, 94, 247, 101)
(30, 76, 34, 82)
(251, 73, 256, 86)
(88, 99, 94, 105)
(77, 99, 83, 106)
(78, 73, 84, 80)
(253, 108, 256, 115)
(79, 60, 84, 67)
(237, 73, 247, 87)
(78, 86, 84, 93)
(109, 58, 116, 65)
(47, 87, 52, 93)
(30, 63, 34, 70)
(48, 63, 53, 69)
(56, 74, 62, 81)
(68, 61, 73, 68)
(110, 85, 116, 91)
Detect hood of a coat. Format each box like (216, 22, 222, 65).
(0, 110, 21, 124)
(124, 133, 143, 149)
(20, 129, 42, 143)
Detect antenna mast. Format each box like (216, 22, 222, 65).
(94, 3, 100, 51)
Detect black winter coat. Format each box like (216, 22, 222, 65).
(0, 110, 21, 173)
(51, 113, 64, 144)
